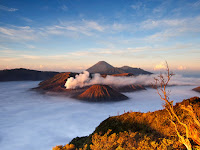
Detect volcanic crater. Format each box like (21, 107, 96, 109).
(77, 84, 128, 102)
(34, 61, 150, 102)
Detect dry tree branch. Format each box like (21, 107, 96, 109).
(180, 105, 200, 127)
(180, 105, 200, 145)
(153, 62, 192, 150)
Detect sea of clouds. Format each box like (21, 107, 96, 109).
(65, 71, 200, 89)
(0, 81, 200, 150)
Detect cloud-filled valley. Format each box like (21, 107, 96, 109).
(65, 71, 200, 89)
(0, 81, 200, 150)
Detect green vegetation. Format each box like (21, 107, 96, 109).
(53, 97, 200, 150)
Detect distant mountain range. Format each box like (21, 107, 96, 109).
(0, 61, 152, 82)
(86, 61, 152, 75)
(0, 68, 59, 81)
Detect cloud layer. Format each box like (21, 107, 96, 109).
(65, 71, 200, 89)
(1, 81, 200, 150)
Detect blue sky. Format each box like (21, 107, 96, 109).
(0, 0, 200, 73)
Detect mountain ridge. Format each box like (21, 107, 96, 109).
(0, 68, 59, 81)
(119, 66, 152, 75)
(86, 61, 115, 74)
(86, 61, 152, 75)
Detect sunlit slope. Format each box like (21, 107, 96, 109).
(77, 84, 128, 101)
(35, 72, 78, 92)
(54, 97, 200, 150)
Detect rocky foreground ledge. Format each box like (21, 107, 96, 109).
(53, 97, 200, 150)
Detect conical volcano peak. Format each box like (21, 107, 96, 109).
(96, 61, 111, 65)
(86, 61, 152, 75)
(95, 61, 113, 67)
(86, 61, 114, 74)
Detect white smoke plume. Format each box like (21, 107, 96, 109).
(65, 71, 200, 89)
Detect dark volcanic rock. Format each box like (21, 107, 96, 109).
(193, 86, 200, 93)
(77, 84, 128, 102)
(0, 68, 58, 81)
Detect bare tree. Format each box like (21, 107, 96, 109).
(153, 62, 200, 150)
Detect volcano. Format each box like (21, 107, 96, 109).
(86, 61, 113, 73)
(35, 72, 78, 92)
(86, 61, 152, 75)
(77, 84, 128, 102)
(86, 61, 125, 74)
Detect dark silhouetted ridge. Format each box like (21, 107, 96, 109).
(0, 68, 59, 81)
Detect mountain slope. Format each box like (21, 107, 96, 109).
(35, 72, 78, 92)
(86, 61, 114, 74)
(53, 97, 200, 150)
(86, 61, 152, 75)
(77, 84, 128, 101)
(103, 67, 125, 74)
(0, 68, 59, 81)
(120, 66, 152, 75)
(111, 73, 134, 77)
(111, 84, 146, 92)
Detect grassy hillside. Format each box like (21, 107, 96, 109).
(53, 97, 200, 150)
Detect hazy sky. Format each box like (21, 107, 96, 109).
(0, 0, 200, 73)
